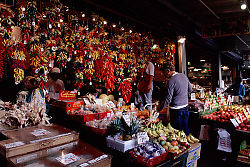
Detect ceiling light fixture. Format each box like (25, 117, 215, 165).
(241, 0, 247, 10)
(200, 59, 206, 62)
(178, 36, 186, 43)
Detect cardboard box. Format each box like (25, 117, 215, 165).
(0, 124, 79, 158)
(7, 141, 111, 167)
(106, 136, 137, 152)
(58, 91, 76, 100)
(186, 143, 201, 167)
(54, 99, 85, 113)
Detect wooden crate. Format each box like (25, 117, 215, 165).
(7, 141, 111, 167)
(0, 124, 79, 158)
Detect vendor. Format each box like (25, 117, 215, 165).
(47, 67, 65, 100)
(160, 62, 192, 135)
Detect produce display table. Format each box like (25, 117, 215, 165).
(7, 141, 112, 167)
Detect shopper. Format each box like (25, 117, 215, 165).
(47, 67, 65, 100)
(23, 76, 47, 114)
(225, 77, 245, 102)
(137, 57, 155, 111)
(161, 62, 192, 135)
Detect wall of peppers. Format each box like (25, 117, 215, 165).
(0, 0, 176, 103)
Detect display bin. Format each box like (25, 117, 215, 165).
(186, 143, 201, 167)
(84, 124, 107, 136)
(0, 124, 79, 158)
(106, 136, 137, 152)
(83, 113, 99, 122)
(7, 141, 112, 167)
(98, 111, 112, 120)
(167, 145, 190, 160)
(129, 150, 169, 167)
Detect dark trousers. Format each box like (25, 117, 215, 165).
(170, 106, 190, 135)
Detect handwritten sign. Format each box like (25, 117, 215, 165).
(191, 93, 196, 100)
(5, 141, 25, 149)
(230, 119, 239, 127)
(31, 129, 50, 137)
(246, 108, 250, 115)
(87, 154, 108, 165)
(243, 110, 248, 119)
(131, 103, 135, 110)
(122, 114, 131, 127)
(137, 132, 149, 144)
(56, 153, 80, 165)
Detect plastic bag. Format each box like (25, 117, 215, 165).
(217, 128, 232, 153)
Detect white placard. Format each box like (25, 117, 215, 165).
(137, 132, 149, 144)
(105, 101, 115, 109)
(230, 119, 239, 127)
(227, 96, 232, 105)
(56, 153, 80, 165)
(200, 89, 204, 98)
(17, 153, 37, 164)
(122, 114, 131, 127)
(238, 113, 243, 122)
(131, 103, 135, 110)
(243, 110, 248, 119)
(80, 163, 89, 167)
(31, 129, 50, 137)
(247, 108, 250, 115)
(87, 154, 108, 164)
(191, 93, 196, 100)
(5, 141, 25, 149)
(235, 117, 242, 124)
(107, 112, 111, 118)
(95, 99, 102, 105)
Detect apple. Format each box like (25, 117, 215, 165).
(237, 126, 241, 130)
(242, 127, 247, 131)
(240, 123, 245, 128)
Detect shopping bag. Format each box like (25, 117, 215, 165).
(199, 125, 210, 141)
(217, 128, 232, 153)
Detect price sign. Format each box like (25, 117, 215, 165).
(56, 153, 80, 165)
(235, 117, 241, 124)
(5, 141, 25, 149)
(106, 101, 115, 109)
(227, 95, 232, 105)
(191, 93, 196, 100)
(238, 113, 243, 122)
(131, 103, 135, 110)
(246, 108, 250, 115)
(122, 114, 131, 127)
(137, 132, 149, 144)
(243, 110, 248, 119)
(200, 89, 204, 98)
(230, 119, 239, 127)
(31, 129, 50, 137)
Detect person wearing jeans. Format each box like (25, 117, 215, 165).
(161, 62, 192, 135)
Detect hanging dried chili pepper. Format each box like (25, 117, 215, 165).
(103, 57, 115, 94)
(118, 80, 132, 103)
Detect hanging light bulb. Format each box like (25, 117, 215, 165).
(129, 30, 132, 33)
(121, 27, 124, 31)
(92, 18, 96, 21)
(59, 19, 63, 23)
(112, 24, 116, 28)
(21, 7, 25, 12)
(241, 0, 247, 10)
(103, 20, 107, 25)
(82, 13, 85, 17)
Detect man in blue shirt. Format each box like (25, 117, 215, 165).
(226, 77, 245, 102)
(161, 62, 192, 135)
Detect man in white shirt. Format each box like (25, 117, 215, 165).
(47, 67, 65, 100)
(138, 58, 155, 111)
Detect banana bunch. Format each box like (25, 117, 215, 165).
(186, 134, 199, 144)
